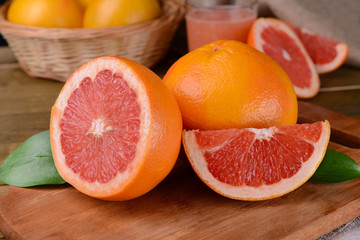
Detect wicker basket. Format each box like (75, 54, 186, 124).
(0, 0, 185, 81)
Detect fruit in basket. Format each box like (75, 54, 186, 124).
(288, 23, 349, 74)
(247, 18, 320, 99)
(163, 40, 298, 131)
(78, 0, 93, 7)
(50, 56, 182, 201)
(182, 121, 330, 200)
(7, 0, 84, 28)
(83, 0, 162, 28)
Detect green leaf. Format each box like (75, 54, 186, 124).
(310, 149, 360, 183)
(0, 130, 66, 187)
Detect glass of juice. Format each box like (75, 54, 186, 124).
(185, 0, 258, 51)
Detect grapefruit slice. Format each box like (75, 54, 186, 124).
(50, 56, 182, 201)
(182, 121, 330, 200)
(248, 18, 320, 99)
(288, 23, 349, 74)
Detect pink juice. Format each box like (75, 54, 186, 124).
(186, 7, 257, 51)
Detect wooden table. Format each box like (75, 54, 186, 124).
(0, 25, 359, 239)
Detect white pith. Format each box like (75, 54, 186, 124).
(87, 117, 113, 137)
(183, 121, 330, 200)
(252, 18, 320, 98)
(50, 57, 150, 198)
(282, 49, 292, 61)
(249, 128, 274, 140)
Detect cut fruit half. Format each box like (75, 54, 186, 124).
(248, 18, 320, 99)
(183, 121, 330, 201)
(50, 56, 182, 201)
(288, 23, 349, 74)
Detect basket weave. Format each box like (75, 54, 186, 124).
(0, 0, 185, 81)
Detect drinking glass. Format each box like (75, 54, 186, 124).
(185, 0, 258, 51)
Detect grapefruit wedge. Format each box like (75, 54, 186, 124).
(50, 56, 182, 201)
(288, 23, 349, 74)
(248, 18, 320, 99)
(182, 121, 330, 201)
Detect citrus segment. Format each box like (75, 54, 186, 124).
(288, 23, 349, 74)
(50, 56, 182, 201)
(248, 18, 320, 99)
(163, 40, 298, 130)
(183, 121, 330, 200)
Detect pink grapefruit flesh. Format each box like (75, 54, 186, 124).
(183, 121, 331, 200)
(288, 23, 349, 74)
(248, 18, 320, 99)
(60, 70, 140, 184)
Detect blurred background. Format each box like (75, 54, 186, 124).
(0, 0, 6, 46)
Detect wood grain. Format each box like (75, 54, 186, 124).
(298, 101, 360, 148)
(304, 66, 360, 120)
(0, 142, 359, 240)
(0, 65, 359, 239)
(0, 32, 359, 239)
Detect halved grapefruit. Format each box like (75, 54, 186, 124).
(248, 18, 320, 99)
(50, 56, 182, 201)
(182, 121, 330, 200)
(288, 23, 349, 74)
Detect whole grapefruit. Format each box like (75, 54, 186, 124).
(163, 40, 298, 130)
(7, 0, 84, 28)
(83, 0, 162, 28)
(78, 0, 93, 7)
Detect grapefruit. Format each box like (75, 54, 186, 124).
(50, 56, 182, 201)
(7, 0, 84, 28)
(288, 23, 349, 74)
(182, 121, 330, 200)
(163, 40, 298, 131)
(248, 18, 320, 99)
(78, 0, 93, 7)
(83, 0, 162, 28)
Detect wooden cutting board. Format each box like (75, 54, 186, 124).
(1, 102, 360, 240)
